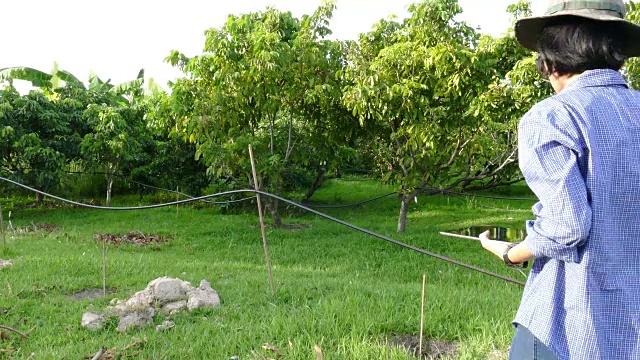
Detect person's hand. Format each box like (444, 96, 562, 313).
(479, 230, 512, 260)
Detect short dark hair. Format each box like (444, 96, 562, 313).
(536, 16, 627, 78)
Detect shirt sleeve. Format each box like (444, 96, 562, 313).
(518, 102, 592, 263)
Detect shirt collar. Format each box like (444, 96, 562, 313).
(564, 69, 628, 91)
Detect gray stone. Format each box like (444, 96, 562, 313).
(105, 295, 149, 318)
(83, 277, 221, 333)
(179, 279, 193, 294)
(155, 320, 175, 332)
(149, 277, 189, 304)
(162, 300, 187, 315)
(117, 307, 155, 332)
(81, 312, 105, 330)
(200, 280, 213, 291)
(125, 289, 154, 308)
(104, 303, 126, 318)
(187, 287, 221, 311)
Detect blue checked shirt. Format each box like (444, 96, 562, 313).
(514, 69, 640, 360)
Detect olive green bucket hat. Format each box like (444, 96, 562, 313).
(515, 0, 640, 57)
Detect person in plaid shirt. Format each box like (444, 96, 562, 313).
(479, 0, 640, 359)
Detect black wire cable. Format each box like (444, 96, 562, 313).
(64, 171, 255, 205)
(0, 176, 525, 286)
(441, 190, 537, 202)
(446, 193, 530, 212)
(66, 170, 396, 209)
(65, 171, 536, 208)
(302, 192, 397, 209)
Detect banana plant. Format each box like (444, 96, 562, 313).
(0, 63, 85, 90)
(0, 64, 144, 105)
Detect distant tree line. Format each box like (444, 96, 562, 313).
(2, 0, 639, 231)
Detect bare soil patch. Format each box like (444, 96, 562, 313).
(15, 200, 66, 209)
(387, 334, 459, 359)
(70, 288, 116, 301)
(12, 223, 57, 233)
(94, 232, 172, 246)
(14, 199, 102, 210)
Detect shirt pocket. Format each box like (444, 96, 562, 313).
(589, 267, 623, 291)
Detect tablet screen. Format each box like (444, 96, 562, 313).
(443, 226, 525, 242)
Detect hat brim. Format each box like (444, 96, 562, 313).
(515, 13, 640, 58)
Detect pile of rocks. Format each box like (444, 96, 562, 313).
(81, 277, 220, 332)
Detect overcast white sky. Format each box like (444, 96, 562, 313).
(1, 1, 547, 91)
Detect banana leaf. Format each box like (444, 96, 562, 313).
(0, 67, 53, 88)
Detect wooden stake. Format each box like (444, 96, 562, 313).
(248, 144, 275, 296)
(102, 238, 107, 298)
(90, 347, 106, 360)
(419, 274, 426, 357)
(0, 202, 5, 251)
(176, 186, 179, 215)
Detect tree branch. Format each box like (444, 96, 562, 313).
(284, 110, 296, 164)
(90, 347, 106, 360)
(0, 325, 29, 339)
(440, 138, 471, 169)
(463, 177, 524, 191)
(444, 148, 518, 190)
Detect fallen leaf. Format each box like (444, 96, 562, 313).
(262, 344, 282, 355)
(0, 347, 16, 354)
(314, 344, 324, 360)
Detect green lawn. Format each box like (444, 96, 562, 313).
(0, 179, 535, 359)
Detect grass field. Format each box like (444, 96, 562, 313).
(0, 179, 536, 359)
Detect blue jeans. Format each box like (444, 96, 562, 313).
(509, 325, 558, 360)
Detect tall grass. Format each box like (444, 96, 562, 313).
(0, 179, 534, 359)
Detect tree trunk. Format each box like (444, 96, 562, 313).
(265, 197, 282, 227)
(270, 201, 282, 227)
(272, 178, 283, 227)
(304, 166, 326, 202)
(35, 192, 44, 202)
(106, 173, 114, 207)
(263, 177, 283, 228)
(397, 196, 413, 233)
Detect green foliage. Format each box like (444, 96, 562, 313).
(343, 0, 538, 231)
(81, 104, 145, 167)
(466, 0, 552, 193)
(0, 1, 558, 225)
(125, 127, 210, 197)
(80, 100, 147, 206)
(166, 1, 359, 223)
(0, 64, 86, 91)
(0, 88, 73, 195)
(0, 65, 161, 202)
(625, 1, 640, 89)
(0, 63, 209, 201)
(0, 67, 55, 88)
